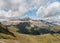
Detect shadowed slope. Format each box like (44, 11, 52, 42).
(0, 23, 15, 37)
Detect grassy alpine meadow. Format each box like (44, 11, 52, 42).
(0, 23, 60, 43)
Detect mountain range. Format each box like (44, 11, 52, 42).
(0, 17, 60, 43)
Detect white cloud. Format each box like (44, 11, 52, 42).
(0, 0, 50, 18)
(0, 0, 28, 18)
(37, 2, 60, 22)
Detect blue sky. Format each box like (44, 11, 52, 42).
(0, 0, 60, 22)
(20, 0, 60, 19)
(57, 0, 60, 2)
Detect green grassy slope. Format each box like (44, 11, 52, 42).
(0, 22, 60, 43)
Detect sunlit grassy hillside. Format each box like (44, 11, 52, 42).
(0, 22, 60, 43)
